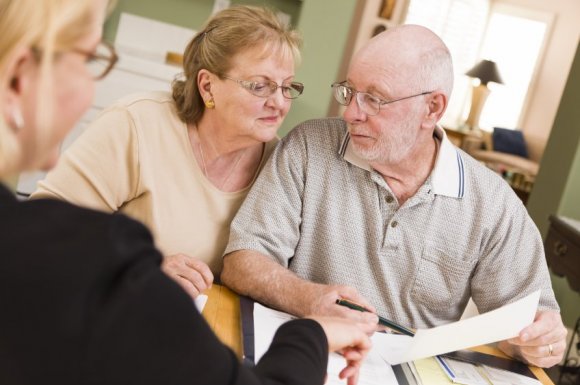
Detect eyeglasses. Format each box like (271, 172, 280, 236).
(223, 76, 304, 99)
(73, 41, 118, 80)
(33, 41, 118, 80)
(331, 81, 432, 116)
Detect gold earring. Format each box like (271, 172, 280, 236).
(205, 98, 215, 109)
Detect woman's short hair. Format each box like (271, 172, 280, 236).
(172, 5, 302, 125)
(0, 0, 115, 175)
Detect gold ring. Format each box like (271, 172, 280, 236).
(548, 343, 553, 356)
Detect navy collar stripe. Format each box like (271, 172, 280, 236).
(456, 150, 465, 198)
(339, 134, 350, 156)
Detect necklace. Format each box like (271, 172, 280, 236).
(195, 128, 247, 190)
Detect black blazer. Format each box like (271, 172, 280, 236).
(0, 184, 328, 385)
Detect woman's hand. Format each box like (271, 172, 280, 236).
(309, 316, 375, 385)
(161, 253, 213, 299)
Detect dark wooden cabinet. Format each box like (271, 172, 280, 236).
(545, 215, 580, 293)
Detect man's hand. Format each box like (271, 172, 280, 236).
(161, 254, 213, 299)
(309, 316, 375, 385)
(305, 284, 379, 326)
(499, 310, 568, 368)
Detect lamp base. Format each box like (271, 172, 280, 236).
(464, 84, 490, 131)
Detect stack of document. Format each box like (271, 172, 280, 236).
(411, 355, 541, 385)
(252, 290, 541, 385)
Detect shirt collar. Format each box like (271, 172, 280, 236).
(339, 125, 465, 198)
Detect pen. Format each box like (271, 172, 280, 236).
(335, 298, 416, 337)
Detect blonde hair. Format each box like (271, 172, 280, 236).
(172, 5, 302, 125)
(0, 0, 115, 177)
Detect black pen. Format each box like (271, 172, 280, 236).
(335, 298, 415, 337)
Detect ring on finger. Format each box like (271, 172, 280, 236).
(547, 343, 553, 357)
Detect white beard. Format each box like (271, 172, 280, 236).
(350, 118, 419, 165)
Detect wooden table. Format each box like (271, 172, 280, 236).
(202, 284, 553, 385)
(443, 126, 471, 148)
(202, 284, 243, 357)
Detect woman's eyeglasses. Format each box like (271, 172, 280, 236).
(33, 41, 118, 80)
(223, 76, 304, 99)
(72, 41, 118, 80)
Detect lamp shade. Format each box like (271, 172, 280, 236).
(465, 59, 504, 86)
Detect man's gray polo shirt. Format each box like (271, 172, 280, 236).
(225, 118, 558, 328)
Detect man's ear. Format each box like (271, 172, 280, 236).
(421, 91, 447, 129)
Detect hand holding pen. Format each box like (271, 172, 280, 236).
(336, 298, 416, 336)
(303, 284, 380, 326)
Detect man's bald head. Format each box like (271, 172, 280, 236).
(354, 24, 454, 99)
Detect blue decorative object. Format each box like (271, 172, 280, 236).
(492, 127, 529, 158)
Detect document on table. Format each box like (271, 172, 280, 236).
(253, 304, 399, 385)
(194, 294, 208, 313)
(374, 290, 540, 365)
(413, 356, 541, 385)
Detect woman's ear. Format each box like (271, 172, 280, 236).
(1, 47, 37, 129)
(197, 69, 213, 98)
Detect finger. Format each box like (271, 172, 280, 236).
(347, 369, 360, 385)
(175, 275, 201, 299)
(518, 338, 567, 361)
(338, 287, 376, 313)
(515, 311, 564, 343)
(334, 305, 379, 325)
(523, 354, 562, 369)
(340, 363, 361, 385)
(342, 348, 364, 361)
(185, 258, 214, 287)
(359, 320, 380, 335)
(509, 323, 567, 347)
(179, 269, 211, 294)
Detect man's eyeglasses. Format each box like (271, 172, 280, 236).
(223, 76, 304, 99)
(73, 41, 118, 80)
(331, 81, 432, 116)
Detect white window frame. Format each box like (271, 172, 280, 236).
(482, 3, 554, 130)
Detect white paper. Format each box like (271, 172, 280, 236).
(253, 303, 398, 385)
(480, 365, 541, 385)
(375, 290, 540, 364)
(194, 294, 208, 313)
(436, 357, 489, 385)
(254, 304, 296, 362)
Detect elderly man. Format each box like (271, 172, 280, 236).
(221, 24, 567, 368)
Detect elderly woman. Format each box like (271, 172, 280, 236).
(0, 1, 373, 384)
(31, 5, 304, 298)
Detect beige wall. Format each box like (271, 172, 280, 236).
(494, 0, 580, 141)
(527, 42, 580, 328)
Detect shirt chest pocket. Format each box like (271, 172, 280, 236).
(411, 246, 475, 317)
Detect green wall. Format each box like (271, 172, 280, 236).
(104, 0, 301, 42)
(527, 42, 580, 328)
(281, 0, 357, 135)
(103, 0, 355, 134)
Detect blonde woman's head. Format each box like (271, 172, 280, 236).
(172, 5, 302, 125)
(0, 0, 115, 177)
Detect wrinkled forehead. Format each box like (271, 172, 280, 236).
(348, 43, 418, 90)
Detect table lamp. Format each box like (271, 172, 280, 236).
(464, 59, 504, 131)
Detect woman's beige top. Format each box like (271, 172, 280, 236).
(32, 91, 277, 274)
